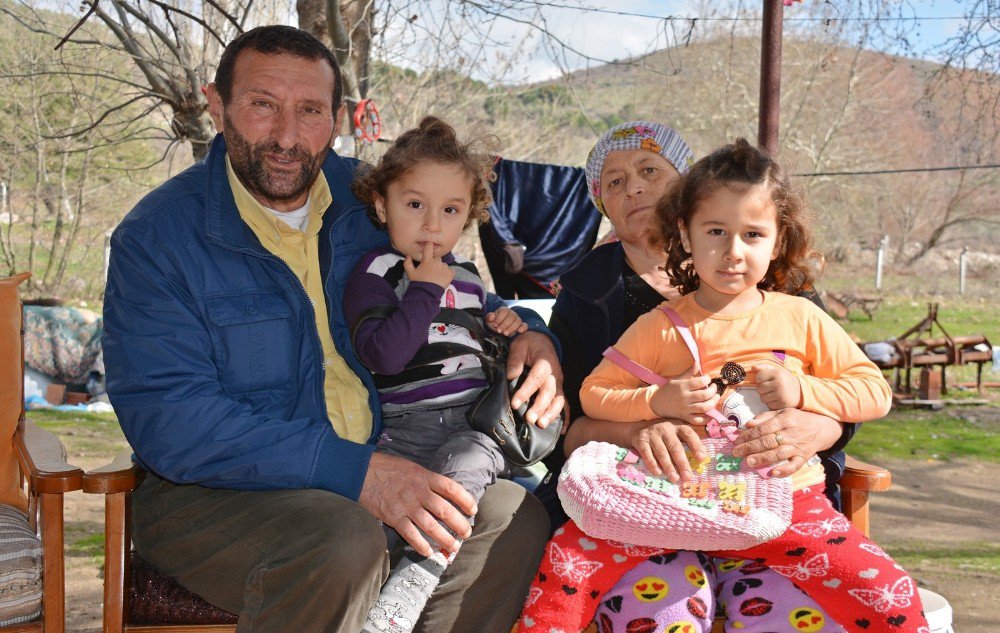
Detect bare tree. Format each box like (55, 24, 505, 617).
(1, 0, 257, 161)
(0, 7, 160, 297)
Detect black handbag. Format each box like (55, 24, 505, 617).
(351, 306, 562, 467)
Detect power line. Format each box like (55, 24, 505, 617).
(515, 2, 983, 24)
(794, 164, 1000, 177)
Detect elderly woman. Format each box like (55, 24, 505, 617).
(525, 121, 857, 632)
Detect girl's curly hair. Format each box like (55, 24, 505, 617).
(352, 116, 498, 229)
(655, 138, 817, 296)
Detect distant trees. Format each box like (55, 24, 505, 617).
(0, 5, 159, 297)
(0, 0, 995, 297)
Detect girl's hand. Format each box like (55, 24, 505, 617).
(486, 307, 528, 336)
(628, 420, 708, 483)
(650, 366, 720, 424)
(754, 364, 802, 410)
(404, 242, 454, 288)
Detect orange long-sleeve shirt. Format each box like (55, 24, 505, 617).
(581, 291, 892, 488)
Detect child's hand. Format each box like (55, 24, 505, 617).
(485, 307, 528, 337)
(404, 242, 454, 288)
(629, 420, 708, 483)
(650, 366, 720, 424)
(753, 364, 802, 410)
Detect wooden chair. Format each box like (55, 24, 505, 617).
(1, 272, 83, 633)
(83, 456, 237, 633)
(4, 421, 84, 633)
(84, 451, 890, 633)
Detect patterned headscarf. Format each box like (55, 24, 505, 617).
(584, 121, 695, 215)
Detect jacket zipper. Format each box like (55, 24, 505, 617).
(327, 211, 384, 444)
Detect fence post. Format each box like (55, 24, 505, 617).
(875, 234, 889, 290)
(959, 246, 968, 294)
(104, 229, 114, 285)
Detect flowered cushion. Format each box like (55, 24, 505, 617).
(0, 504, 42, 627)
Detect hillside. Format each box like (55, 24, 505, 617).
(1, 14, 996, 300)
(368, 35, 999, 267)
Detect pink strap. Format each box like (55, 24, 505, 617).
(602, 347, 667, 386)
(660, 306, 703, 373)
(602, 306, 774, 478)
(602, 323, 730, 436)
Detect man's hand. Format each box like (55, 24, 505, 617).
(754, 364, 803, 411)
(358, 452, 477, 557)
(485, 307, 528, 337)
(506, 331, 564, 429)
(649, 366, 720, 424)
(404, 242, 454, 288)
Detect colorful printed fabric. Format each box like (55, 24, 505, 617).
(595, 554, 843, 633)
(23, 305, 103, 384)
(516, 488, 928, 633)
(584, 121, 695, 215)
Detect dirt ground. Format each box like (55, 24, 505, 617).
(59, 455, 997, 633)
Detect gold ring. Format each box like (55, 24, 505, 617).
(774, 433, 785, 445)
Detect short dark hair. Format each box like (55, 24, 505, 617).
(214, 25, 344, 114)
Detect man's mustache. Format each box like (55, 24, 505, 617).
(254, 141, 311, 163)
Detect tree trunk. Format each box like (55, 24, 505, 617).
(296, 0, 331, 46)
(341, 0, 374, 98)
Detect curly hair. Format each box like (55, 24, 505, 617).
(353, 116, 497, 229)
(656, 138, 817, 296)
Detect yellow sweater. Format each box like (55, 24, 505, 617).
(582, 291, 891, 489)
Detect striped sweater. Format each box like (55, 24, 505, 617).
(343, 246, 490, 416)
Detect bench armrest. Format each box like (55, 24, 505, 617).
(83, 450, 140, 495)
(15, 419, 83, 494)
(840, 455, 891, 493)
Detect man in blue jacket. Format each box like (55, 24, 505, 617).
(102, 25, 561, 633)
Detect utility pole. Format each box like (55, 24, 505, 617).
(758, 0, 784, 156)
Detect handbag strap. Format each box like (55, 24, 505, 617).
(601, 307, 773, 477)
(600, 308, 736, 441)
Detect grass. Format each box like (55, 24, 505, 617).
(27, 409, 129, 465)
(850, 408, 1000, 463)
(837, 296, 1000, 343)
(68, 533, 105, 561)
(889, 541, 1000, 576)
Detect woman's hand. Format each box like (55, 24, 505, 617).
(731, 409, 844, 478)
(649, 366, 720, 424)
(628, 420, 708, 483)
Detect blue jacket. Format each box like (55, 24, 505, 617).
(103, 135, 544, 502)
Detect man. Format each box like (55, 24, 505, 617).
(102, 25, 561, 633)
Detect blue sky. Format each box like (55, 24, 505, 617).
(382, 1, 984, 83)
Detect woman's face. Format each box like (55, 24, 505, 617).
(599, 149, 681, 246)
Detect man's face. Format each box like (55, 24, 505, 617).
(208, 50, 337, 211)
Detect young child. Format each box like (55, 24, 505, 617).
(344, 116, 528, 633)
(517, 139, 927, 633)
